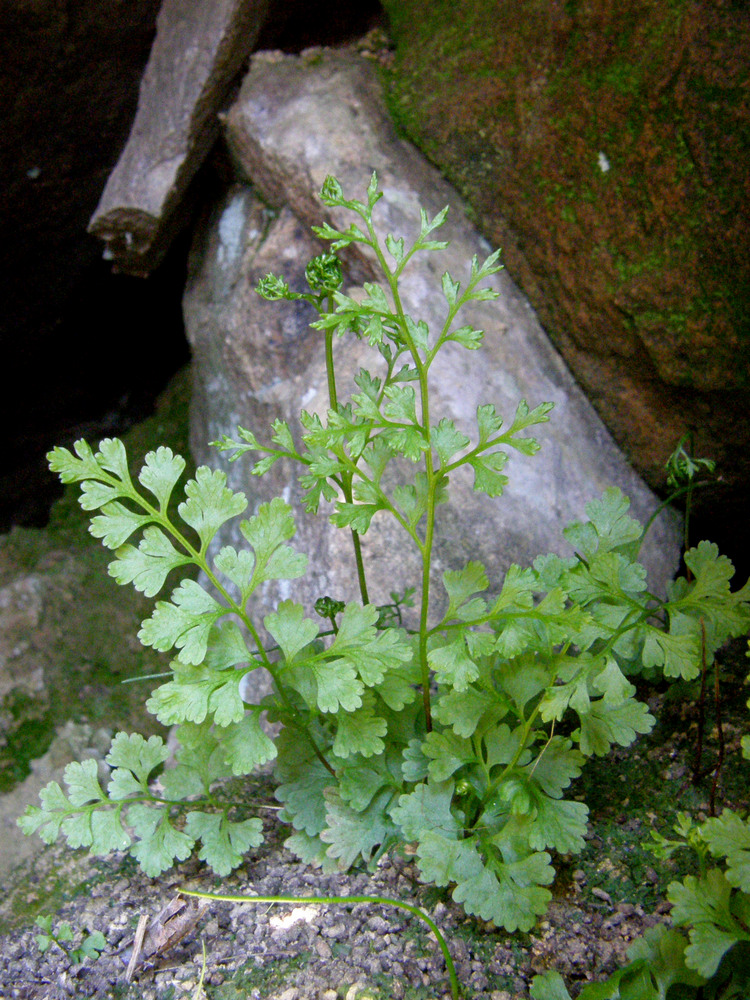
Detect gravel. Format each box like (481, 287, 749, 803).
(0, 803, 666, 1000)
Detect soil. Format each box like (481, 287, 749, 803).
(0, 639, 747, 1000)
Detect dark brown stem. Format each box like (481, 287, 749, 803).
(709, 655, 724, 817)
(692, 618, 707, 785)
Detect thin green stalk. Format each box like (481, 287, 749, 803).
(180, 887, 460, 1000)
(324, 319, 370, 605)
(368, 222, 438, 730)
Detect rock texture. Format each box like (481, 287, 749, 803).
(89, 0, 269, 274)
(380, 0, 750, 569)
(184, 49, 681, 636)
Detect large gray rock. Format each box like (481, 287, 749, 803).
(184, 49, 681, 636)
(89, 0, 268, 274)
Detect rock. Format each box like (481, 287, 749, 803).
(183, 48, 681, 665)
(0, 575, 45, 706)
(380, 0, 750, 569)
(89, 0, 270, 274)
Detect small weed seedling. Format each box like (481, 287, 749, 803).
(19, 175, 750, 997)
(34, 914, 106, 964)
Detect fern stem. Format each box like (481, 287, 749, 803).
(180, 888, 460, 1000)
(324, 318, 371, 605)
(369, 222, 436, 731)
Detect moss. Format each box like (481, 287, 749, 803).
(381, 0, 750, 392)
(0, 706, 56, 793)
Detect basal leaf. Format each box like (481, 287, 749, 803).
(284, 829, 341, 874)
(684, 922, 741, 980)
(332, 693, 388, 758)
(702, 810, 750, 892)
(390, 779, 458, 841)
(127, 804, 194, 877)
(422, 730, 476, 781)
(442, 561, 489, 621)
(106, 732, 169, 790)
(64, 758, 106, 807)
(469, 450, 509, 497)
(470, 840, 554, 932)
(428, 636, 479, 691)
(239, 498, 307, 586)
(265, 601, 319, 663)
(146, 662, 247, 727)
(311, 658, 363, 714)
(625, 925, 706, 993)
(321, 787, 394, 869)
(89, 502, 151, 549)
(275, 727, 336, 836)
(184, 811, 263, 876)
(178, 466, 247, 550)
(138, 447, 187, 510)
(138, 579, 225, 664)
(669, 870, 746, 977)
(521, 737, 585, 798)
(525, 794, 589, 854)
(433, 686, 509, 738)
(483, 723, 529, 772)
(109, 527, 192, 597)
(432, 418, 470, 466)
(529, 971, 574, 1000)
(576, 697, 654, 756)
(416, 830, 483, 888)
(401, 739, 430, 782)
(375, 664, 420, 711)
(338, 757, 394, 812)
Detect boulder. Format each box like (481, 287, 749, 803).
(183, 49, 681, 642)
(379, 0, 750, 568)
(88, 0, 269, 274)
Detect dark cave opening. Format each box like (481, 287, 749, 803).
(2, 0, 386, 534)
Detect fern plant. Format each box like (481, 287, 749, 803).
(531, 674, 750, 999)
(19, 174, 750, 940)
